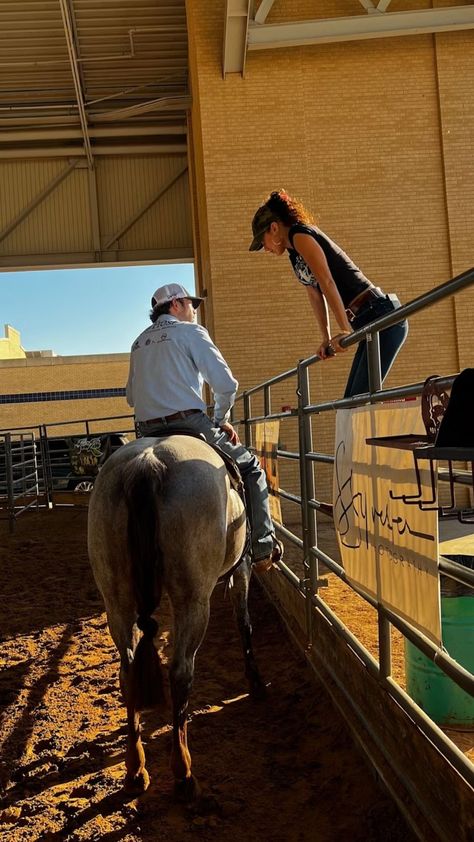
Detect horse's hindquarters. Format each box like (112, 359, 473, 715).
(226, 486, 247, 572)
(87, 434, 250, 796)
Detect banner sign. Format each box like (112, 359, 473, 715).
(255, 421, 282, 524)
(333, 400, 441, 645)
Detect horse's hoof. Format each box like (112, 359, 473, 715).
(174, 774, 201, 803)
(124, 768, 150, 794)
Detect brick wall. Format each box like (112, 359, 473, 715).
(0, 354, 131, 435)
(187, 0, 474, 496)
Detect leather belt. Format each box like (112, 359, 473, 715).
(345, 286, 385, 322)
(141, 408, 201, 425)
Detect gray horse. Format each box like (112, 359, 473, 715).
(87, 434, 265, 800)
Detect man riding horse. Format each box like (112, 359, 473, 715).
(125, 282, 283, 572)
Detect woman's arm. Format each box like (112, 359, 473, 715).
(306, 286, 333, 359)
(293, 232, 353, 350)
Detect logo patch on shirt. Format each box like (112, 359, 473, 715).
(294, 254, 316, 286)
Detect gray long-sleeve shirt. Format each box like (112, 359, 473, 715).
(126, 314, 238, 425)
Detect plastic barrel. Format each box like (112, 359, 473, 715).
(405, 554, 474, 728)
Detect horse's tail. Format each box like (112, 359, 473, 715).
(123, 447, 167, 712)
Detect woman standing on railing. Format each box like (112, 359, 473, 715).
(249, 190, 408, 397)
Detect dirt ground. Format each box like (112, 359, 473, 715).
(0, 507, 419, 842)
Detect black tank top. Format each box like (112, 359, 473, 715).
(288, 223, 372, 307)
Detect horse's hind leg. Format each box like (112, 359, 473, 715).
(230, 555, 266, 699)
(169, 596, 210, 802)
(107, 610, 150, 793)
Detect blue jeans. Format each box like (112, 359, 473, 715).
(137, 411, 275, 562)
(344, 294, 408, 398)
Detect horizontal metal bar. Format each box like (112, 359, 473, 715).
(304, 379, 433, 414)
(0, 145, 188, 159)
(11, 471, 37, 485)
(439, 556, 474, 588)
(278, 489, 301, 505)
(309, 545, 474, 697)
(304, 569, 474, 788)
(339, 267, 474, 351)
(384, 676, 474, 788)
(307, 500, 333, 517)
(311, 591, 380, 678)
(244, 412, 295, 424)
(244, 365, 298, 396)
(306, 451, 335, 464)
(274, 521, 304, 550)
(273, 558, 304, 590)
(0, 125, 187, 142)
(248, 8, 474, 50)
(387, 607, 474, 696)
(276, 449, 299, 460)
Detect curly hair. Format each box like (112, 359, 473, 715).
(265, 190, 315, 226)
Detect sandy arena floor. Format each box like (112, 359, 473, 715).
(0, 507, 419, 841)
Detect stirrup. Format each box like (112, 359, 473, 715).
(253, 538, 284, 572)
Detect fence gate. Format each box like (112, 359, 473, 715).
(0, 432, 40, 531)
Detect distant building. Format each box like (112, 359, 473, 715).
(0, 325, 54, 360)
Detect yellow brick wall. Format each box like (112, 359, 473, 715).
(0, 354, 132, 435)
(0, 325, 26, 360)
(187, 0, 474, 496)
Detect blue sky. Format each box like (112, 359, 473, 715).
(0, 263, 195, 356)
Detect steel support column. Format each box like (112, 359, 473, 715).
(223, 0, 251, 76)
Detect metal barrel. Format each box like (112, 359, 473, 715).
(405, 554, 474, 728)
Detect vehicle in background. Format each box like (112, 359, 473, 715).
(42, 433, 129, 492)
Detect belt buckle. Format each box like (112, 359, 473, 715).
(345, 307, 356, 322)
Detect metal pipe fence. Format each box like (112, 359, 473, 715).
(232, 266, 474, 787)
(0, 415, 136, 519)
(0, 431, 40, 531)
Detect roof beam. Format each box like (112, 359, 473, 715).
(377, 0, 393, 12)
(254, 0, 276, 25)
(223, 0, 251, 77)
(59, 0, 93, 169)
(0, 161, 78, 244)
(91, 96, 191, 122)
(0, 126, 187, 143)
(0, 144, 187, 159)
(357, 0, 378, 13)
(248, 6, 474, 50)
(103, 164, 188, 250)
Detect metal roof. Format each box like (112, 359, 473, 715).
(0, 0, 189, 163)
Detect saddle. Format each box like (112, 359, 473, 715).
(421, 369, 474, 449)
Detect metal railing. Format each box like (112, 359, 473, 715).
(39, 414, 136, 503)
(0, 431, 40, 531)
(0, 415, 136, 514)
(232, 266, 474, 787)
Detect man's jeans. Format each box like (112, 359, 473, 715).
(344, 294, 408, 398)
(137, 411, 275, 562)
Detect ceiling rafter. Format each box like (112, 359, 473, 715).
(103, 163, 188, 250)
(0, 0, 189, 158)
(0, 160, 78, 244)
(59, 0, 93, 168)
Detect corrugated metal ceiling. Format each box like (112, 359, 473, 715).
(0, 0, 189, 160)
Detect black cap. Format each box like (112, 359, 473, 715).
(249, 205, 276, 251)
